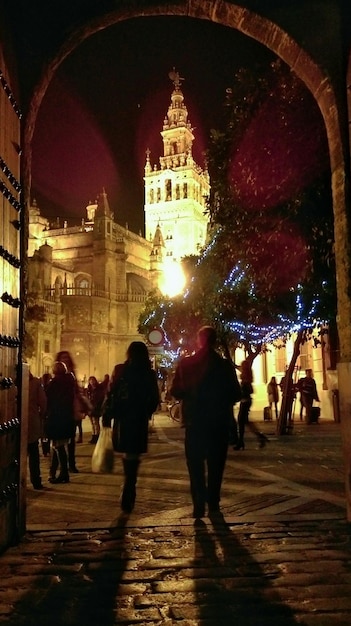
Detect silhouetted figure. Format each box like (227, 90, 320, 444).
(46, 361, 75, 484)
(267, 376, 280, 419)
(102, 342, 159, 513)
(170, 326, 241, 518)
(297, 369, 319, 424)
(234, 359, 268, 451)
(27, 372, 47, 489)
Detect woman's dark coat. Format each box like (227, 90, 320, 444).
(45, 373, 75, 441)
(103, 362, 160, 454)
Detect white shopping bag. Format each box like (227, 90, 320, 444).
(91, 427, 114, 473)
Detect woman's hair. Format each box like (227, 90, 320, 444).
(56, 350, 75, 372)
(126, 341, 151, 368)
(53, 361, 68, 376)
(88, 376, 98, 386)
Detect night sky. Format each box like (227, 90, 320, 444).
(31, 16, 276, 235)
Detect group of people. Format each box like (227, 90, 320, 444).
(266, 369, 320, 424)
(27, 351, 92, 489)
(28, 328, 320, 521)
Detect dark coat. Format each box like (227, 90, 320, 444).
(297, 376, 319, 402)
(267, 380, 279, 403)
(170, 347, 241, 433)
(103, 362, 160, 454)
(87, 382, 105, 417)
(45, 373, 76, 441)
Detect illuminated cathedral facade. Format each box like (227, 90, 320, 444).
(26, 71, 210, 381)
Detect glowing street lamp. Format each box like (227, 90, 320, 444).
(160, 259, 186, 297)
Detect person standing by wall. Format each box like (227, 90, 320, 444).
(170, 326, 241, 518)
(102, 342, 159, 514)
(297, 369, 320, 424)
(267, 376, 280, 419)
(27, 371, 47, 490)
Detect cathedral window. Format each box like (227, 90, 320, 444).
(157, 188, 161, 202)
(150, 189, 154, 203)
(176, 184, 180, 199)
(44, 340, 50, 353)
(183, 182, 188, 199)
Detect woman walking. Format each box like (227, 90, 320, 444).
(234, 359, 268, 450)
(46, 361, 75, 483)
(102, 341, 159, 513)
(55, 350, 85, 472)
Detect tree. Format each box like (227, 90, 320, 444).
(138, 59, 336, 434)
(205, 59, 335, 433)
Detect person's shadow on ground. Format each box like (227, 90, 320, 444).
(193, 513, 301, 625)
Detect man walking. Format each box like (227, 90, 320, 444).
(170, 326, 241, 518)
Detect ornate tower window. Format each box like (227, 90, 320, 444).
(166, 179, 172, 201)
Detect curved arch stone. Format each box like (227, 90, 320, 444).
(21, 0, 351, 512)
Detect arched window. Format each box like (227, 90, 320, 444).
(76, 278, 89, 295)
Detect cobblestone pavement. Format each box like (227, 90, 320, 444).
(1, 415, 350, 625)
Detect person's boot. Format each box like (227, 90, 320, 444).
(51, 446, 69, 483)
(68, 438, 79, 472)
(233, 438, 245, 450)
(121, 459, 140, 513)
(48, 449, 59, 482)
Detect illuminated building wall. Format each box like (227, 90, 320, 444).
(27, 190, 161, 382)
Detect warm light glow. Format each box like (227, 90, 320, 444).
(160, 259, 186, 297)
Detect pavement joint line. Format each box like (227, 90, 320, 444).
(156, 420, 345, 508)
(225, 459, 346, 507)
(26, 509, 346, 533)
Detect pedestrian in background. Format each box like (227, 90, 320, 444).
(40, 372, 52, 456)
(27, 371, 47, 489)
(234, 359, 269, 450)
(87, 375, 104, 444)
(46, 361, 75, 484)
(297, 368, 320, 424)
(170, 326, 241, 518)
(55, 350, 85, 472)
(267, 376, 279, 419)
(102, 341, 159, 514)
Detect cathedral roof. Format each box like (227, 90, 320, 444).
(96, 188, 112, 217)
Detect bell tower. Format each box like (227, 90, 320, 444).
(144, 70, 210, 262)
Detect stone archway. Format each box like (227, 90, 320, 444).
(22, 0, 351, 515)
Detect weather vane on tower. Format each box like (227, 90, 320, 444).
(168, 68, 184, 89)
